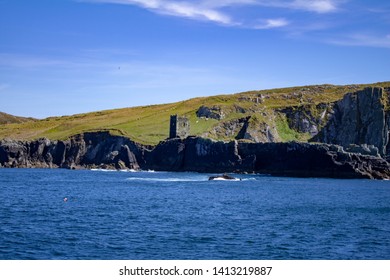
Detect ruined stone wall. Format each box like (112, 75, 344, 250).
(169, 115, 190, 139)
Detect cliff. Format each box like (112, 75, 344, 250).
(1, 82, 389, 145)
(0, 132, 145, 170)
(2, 132, 389, 179)
(2, 84, 390, 179)
(311, 87, 390, 158)
(145, 137, 390, 179)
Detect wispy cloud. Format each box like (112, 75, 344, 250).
(83, 0, 347, 33)
(80, 0, 390, 49)
(0, 53, 69, 68)
(85, 0, 318, 29)
(289, 0, 339, 13)
(87, 0, 234, 25)
(327, 33, 390, 48)
(253, 18, 289, 29)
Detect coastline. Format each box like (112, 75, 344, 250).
(1, 131, 390, 179)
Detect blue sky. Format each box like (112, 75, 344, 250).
(1, 0, 389, 118)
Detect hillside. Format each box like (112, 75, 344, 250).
(0, 82, 389, 145)
(0, 112, 36, 125)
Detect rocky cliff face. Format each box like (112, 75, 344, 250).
(311, 87, 390, 157)
(0, 132, 145, 170)
(145, 137, 390, 179)
(1, 132, 389, 179)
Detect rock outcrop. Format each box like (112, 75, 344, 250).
(144, 137, 390, 179)
(203, 116, 280, 143)
(281, 103, 332, 137)
(196, 105, 225, 120)
(312, 87, 390, 157)
(0, 132, 144, 170)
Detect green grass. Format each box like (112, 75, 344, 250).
(1, 82, 389, 144)
(0, 112, 36, 125)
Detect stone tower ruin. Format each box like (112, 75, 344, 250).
(169, 115, 190, 139)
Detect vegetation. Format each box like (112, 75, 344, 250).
(0, 112, 36, 125)
(1, 82, 389, 145)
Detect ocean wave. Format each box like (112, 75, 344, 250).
(90, 169, 117, 172)
(126, 177, 207, 182)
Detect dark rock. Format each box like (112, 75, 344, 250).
(0, 131, 145, 170)
(1, 133, 390, 179)
(144, 138, 186, 171)
(281, 103, 333, 137)
(345, 144, 380, 157)
(115, 145, 139, 170)
(143, 137, 390, 179)
(209, 174, 239, 180)
(182, 137, 241, 172)
(196, 105, 225, 120)
(312, 87, 390, 156)
(237, 141, 390, 179)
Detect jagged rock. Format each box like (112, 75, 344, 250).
(204, 116, 281, 143)
(143, 137, 390, 179)
(196, 105, 225, 120)
(116, 160, 127, 170)
(205, 117, 248, 139)
(312, 87, 390, 156)
(0, 132, 145, 170)
(116, 145, 139, 170)
(1, 132, 390, 179)
(234, 105, 246, 114)
(345, 144, 380, 157)
(236, 116, 280, 143)
(281, 104, 333, 137)
(237, 141, 390, 179)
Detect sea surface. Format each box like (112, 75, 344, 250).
(0, 168, 389, 260)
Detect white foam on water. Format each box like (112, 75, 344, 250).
(126, 177, 207, 182)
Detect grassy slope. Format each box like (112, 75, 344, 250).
(0, 112, 36, 125)
(1, 82, 389, 145)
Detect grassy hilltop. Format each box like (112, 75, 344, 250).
(1, 82, 389, 145)
(0, 112, 36, 125)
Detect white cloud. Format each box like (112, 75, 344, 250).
(158, 2, 233, 24)
(0, 53, 71, 68)
(327, 33, 390, 48)
(254, 18, 289, 29)
(290, 0, 338, 13)
(81, 0, 353, 35)
(82, 0, 292, 29)
(86, 0, 234, 25)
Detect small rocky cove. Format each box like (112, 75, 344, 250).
(2, 86, 390, 179)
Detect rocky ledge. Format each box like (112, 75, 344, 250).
(1, 132, 390, 179)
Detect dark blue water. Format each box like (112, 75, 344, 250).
(0, 169, 389, 260)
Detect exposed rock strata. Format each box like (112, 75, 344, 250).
(312, 87, 390, 157)
(146, 137, 390, 179)
(1, 130, 390, 179)
(0, 132, 144, 170)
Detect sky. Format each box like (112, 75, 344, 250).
(0, 0, 389, 118)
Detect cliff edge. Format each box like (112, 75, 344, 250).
(1, 132, 390, 179)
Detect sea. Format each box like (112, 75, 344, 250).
(0, 168, 389, 260)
